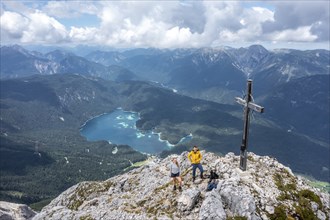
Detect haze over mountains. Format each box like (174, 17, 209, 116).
(0, 44, 329, 209)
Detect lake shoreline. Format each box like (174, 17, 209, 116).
(80, 108, 193, 154)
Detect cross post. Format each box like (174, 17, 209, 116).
(235, 79, 264, 171)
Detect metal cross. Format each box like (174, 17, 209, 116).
(235, 79, 264, 171)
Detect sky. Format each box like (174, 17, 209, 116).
(0, 1, 329, 50)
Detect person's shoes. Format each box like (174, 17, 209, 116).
(200, 174, 204, 179)
(192, 177, 196, 182)
(173, 185, 176, 191)
(179, 186, 182, 191)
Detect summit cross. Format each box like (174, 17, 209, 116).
(235, 79, 264, 171)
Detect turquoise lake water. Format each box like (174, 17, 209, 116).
(80, 109, 192, 154)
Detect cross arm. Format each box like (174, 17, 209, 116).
(235, 97, 246, 106)
(248, 102, 264, 113)
(235, 97, 264, 113)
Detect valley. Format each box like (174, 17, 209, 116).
(0, 45, 329, 210)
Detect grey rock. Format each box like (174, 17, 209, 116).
(220, 184, 257, 219)
(0, 201, 36, 220)
(265, 205, 274, 214)
(177, 188, 201, 212)
(261, 214, 269, 220)
(317, 210, 326, 220)
(310, 201, 319, 212)
(199, 190, 226, 220)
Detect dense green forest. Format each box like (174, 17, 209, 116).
(0, 75, 147, 210)
(0, 130, 146, 210)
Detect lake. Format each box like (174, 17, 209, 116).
(80, 108, 192, 154)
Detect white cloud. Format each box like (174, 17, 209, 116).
(69, 26, 98, 42)
(262, 1, 329, 42)
(1, 1, 33, 16)
(0, 11, 29, 39)
(162, 26, 193, 47)
(92, 2, 199, 48)
(99, 4, 123, 29)
(22, 11, 67, 43)
(208, 4, 274, 44)
(0, 1, 328, 49)
(42, 1, 99, 18)
(270, 26, 318, 42)
(1, 9, 68, 44)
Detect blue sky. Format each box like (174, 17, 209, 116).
(59, 14, 100, 28)
(1, 1, 329, 50)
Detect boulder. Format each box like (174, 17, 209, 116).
(177, 188, 201, 212)
(220, 184, 259, 220)
(199, 190, 226, 220)
(0, 201, 36, 220)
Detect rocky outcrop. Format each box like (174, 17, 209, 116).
(0, 201, 36, 220)
(34, 151, 330, 220)
(199, 190, 226, 220)
(178, 188, 200, 212)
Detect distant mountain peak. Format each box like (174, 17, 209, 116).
(223, 44, 270, 77)
(34, 151, 330, 220)
(7, 44, 26, 50)
(247, 44, 268, 53)
(1, 44, 33, 57)
(46, 49, 75, 62)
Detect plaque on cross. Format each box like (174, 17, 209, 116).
(235, 79, 264, 171)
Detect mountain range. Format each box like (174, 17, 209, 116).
(0, 45, 137, 82)
(85, 45, 329, 95)
(1, 45, 329, 142)
(0, 44, 329, 210)
(2, 45, 329, 87)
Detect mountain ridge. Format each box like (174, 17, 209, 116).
(0, 45, 138, 82)
(2, 44, 328, 106)
(33, 151, 330, 220)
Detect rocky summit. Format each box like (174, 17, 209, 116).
(34, 152, 329, 220)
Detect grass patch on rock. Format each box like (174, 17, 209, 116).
(271, 172, 324, 220)
(227, 216, 248, 220)
(67, 182, 110, 211)
(269, 205, 288, 220)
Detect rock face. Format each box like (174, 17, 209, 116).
(0, 201, 36, 220)
(34, 152, 330, 220)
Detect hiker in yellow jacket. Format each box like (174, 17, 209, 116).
(188, 146, 204, 182)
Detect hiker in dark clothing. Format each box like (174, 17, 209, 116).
(169, 156, 182, 191)
(206, 167, 219, 191)
(208, 168, 219, 183)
